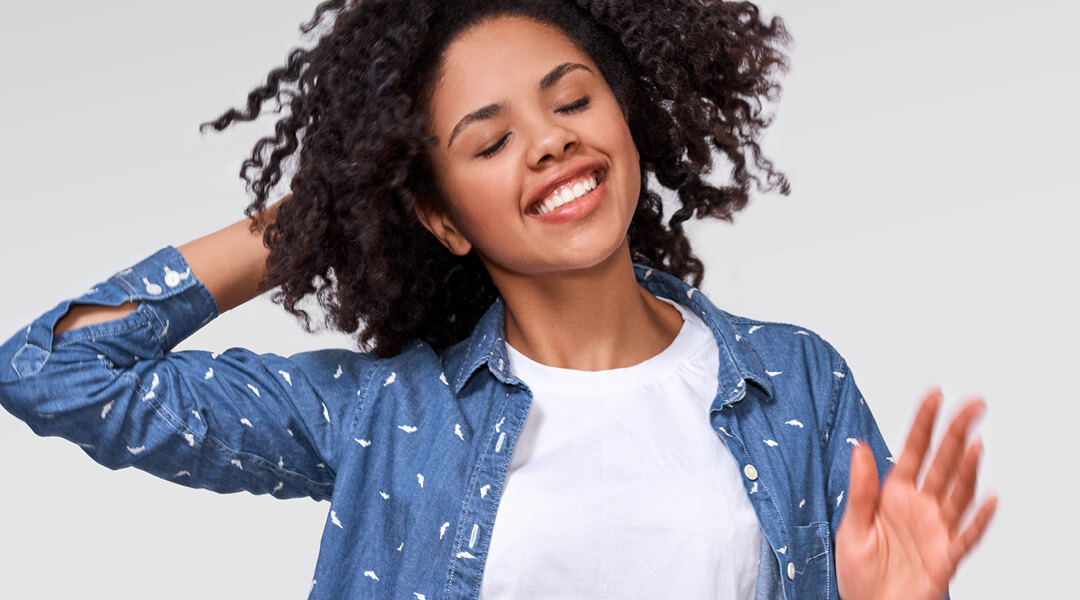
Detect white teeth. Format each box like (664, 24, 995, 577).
(535, 172, 600, 215)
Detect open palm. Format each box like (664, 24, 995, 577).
(835, 389, 997, 600)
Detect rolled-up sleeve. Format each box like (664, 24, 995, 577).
(821, 351, 895, 533)
(0, 246, 374, 502)
(820, 348, 951, 599)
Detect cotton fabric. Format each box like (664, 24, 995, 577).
(479, 298, 759, 599)
(0, 246, 899, 599)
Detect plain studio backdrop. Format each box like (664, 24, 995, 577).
(0, 1, 1075, 597)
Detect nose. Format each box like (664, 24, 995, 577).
(524, 114, 580, 168)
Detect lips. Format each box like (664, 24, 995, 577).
(525, 161, 607, 215)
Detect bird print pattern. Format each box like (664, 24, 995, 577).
(0, 249, 897, 599)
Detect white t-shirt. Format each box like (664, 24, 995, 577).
(479, 298, 762, 599)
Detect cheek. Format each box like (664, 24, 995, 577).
(614, 121, 641, 201)
(449, 164, 514, 210)
(441, 167, 520, 237)
(599, 104, 639, 170)
(618, 118, 639, 163)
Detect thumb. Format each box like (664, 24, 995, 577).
(842, 443, 880, 534)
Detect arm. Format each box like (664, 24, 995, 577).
(830, 375, 997, 600)
(821, 356, 896, 537)
(54, 196, 286, 335)
(0, 196, 375, 501)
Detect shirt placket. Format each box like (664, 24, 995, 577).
(444, 370, 532, 599)
(711, 402, 795, 597)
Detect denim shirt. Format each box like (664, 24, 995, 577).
(0, 245, 899, 600)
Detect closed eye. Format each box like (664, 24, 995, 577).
(557, 96, 590, 114)
(477, 134, 509, 158)
(475, 97, 591, 159)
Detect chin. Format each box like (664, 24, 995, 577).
(552, 236, 631, 273)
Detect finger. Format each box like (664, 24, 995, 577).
(842, 443, 880, 534)
(893, 388, 943, 484)
(923, 398, 986, 498)
(942, 439, 983, 532)
(948, 495, 998, 565)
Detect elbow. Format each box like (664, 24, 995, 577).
(0, 338, 118, 430)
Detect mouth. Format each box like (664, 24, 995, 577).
(527, 169, 606, 216)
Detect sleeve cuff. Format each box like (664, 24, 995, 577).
(107, 245, 220, 351)
(23, 246, 220, 361)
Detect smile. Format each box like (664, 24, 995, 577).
(531, 170, 603, 215)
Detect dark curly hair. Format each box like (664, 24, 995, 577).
(200, 0, 791, 357)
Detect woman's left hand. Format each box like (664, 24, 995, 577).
(835, 388, 997, 600)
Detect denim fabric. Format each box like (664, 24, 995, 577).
(0, 245, 904, 599)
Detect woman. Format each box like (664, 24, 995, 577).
(0, 0, 994, 598)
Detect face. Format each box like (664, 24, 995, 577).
(420, 15, 641, 282)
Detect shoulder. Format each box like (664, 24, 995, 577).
(724, 312, 847, 372)
(640, 266, 853, 394)
(717, 312, 867, 449)
(641, 266, 849, 375)
(281, 339, 448, 399)
(717, 311, 853, 420)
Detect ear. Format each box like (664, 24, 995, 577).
(413, 201, 473, 257)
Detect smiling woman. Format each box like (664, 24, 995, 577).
(421, 33, 640, 273)
(0, 0, 1003, 599)
(418, 15, 671, 369)
(193, 0, 793, 361)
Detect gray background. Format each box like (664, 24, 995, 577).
(1, 0, 1076, 597)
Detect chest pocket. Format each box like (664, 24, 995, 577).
(788, 521, 834, 599)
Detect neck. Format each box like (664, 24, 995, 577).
(485, 238, 683, 371)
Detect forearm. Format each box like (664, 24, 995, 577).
(55, 197, 286, 334)
(176, 198, 283, 313)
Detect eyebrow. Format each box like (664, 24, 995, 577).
(446, 62, 593, 149)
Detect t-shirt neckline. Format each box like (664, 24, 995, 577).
(504, 298, 713, 393)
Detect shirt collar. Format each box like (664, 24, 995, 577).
(446, 264, 775, 405)
(446, 295, 517, 394)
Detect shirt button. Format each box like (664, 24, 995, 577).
(787, 562, 795, 580)
(743, 464, 758, 481)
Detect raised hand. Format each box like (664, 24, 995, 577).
(835, 388, 997, 600)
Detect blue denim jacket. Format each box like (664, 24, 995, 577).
(0, 246, 899, 599)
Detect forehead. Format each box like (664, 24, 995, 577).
(429, 16, 597, 123)
(443, 15, 585, 66)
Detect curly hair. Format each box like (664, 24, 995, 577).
(200, 0, 791, 357)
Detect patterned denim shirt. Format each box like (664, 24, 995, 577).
(0, 246, 900, 599)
